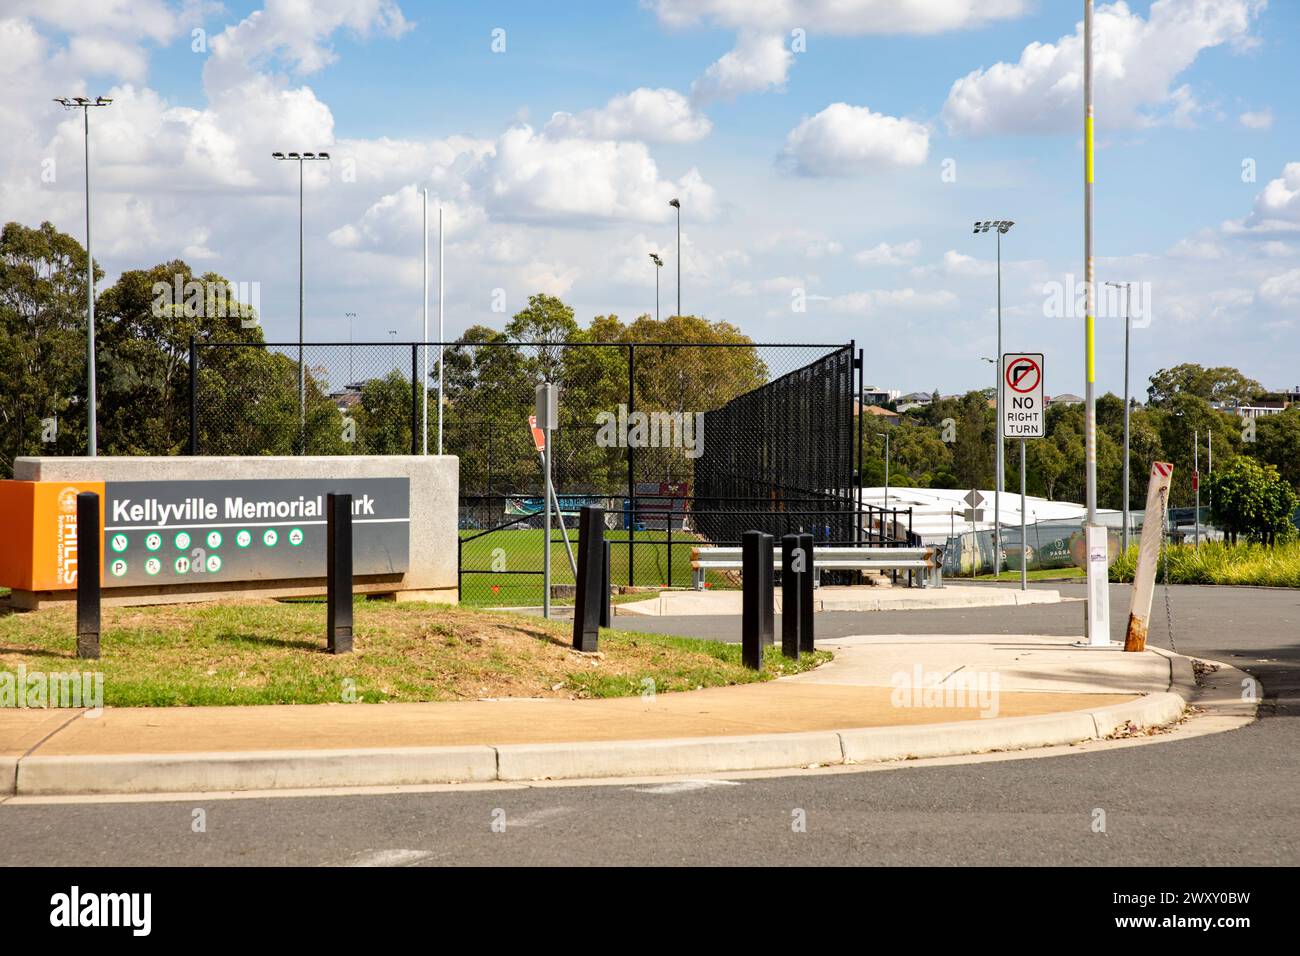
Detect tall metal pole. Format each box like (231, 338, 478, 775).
(669, 199, 681, 317)
(1083, 0, 1108, 645)
(655, 263, 660, 322)
(1122, 283, 1132, 551)
(1084, 0, 1098, 524)
(1194, 429, 1201, 547)
(83, 106, 97, 457)
(1020, 438, 1028, 591)
(676, 205, 681, 317)
(346, 313, 356, 385)
(422, 189, 428, 456)
(298, 156, 305, 453)
(994, 227, 1003, 571)
(438, 205, 445, 455)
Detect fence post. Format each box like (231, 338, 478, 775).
(76, 491, 101, 660)
(626, 343, 635, 587)
(666, 517, 672, 589)
(798, 532, 815, 651)
(781, 534, 801, 659)
(573, 505, 604, 652)
(760, 533, 775, 646)
(327, 492, 353, 654)
(189, 335, 198, 456)
(410, 344, 419, 456)
(600, 538, 612, 629)
(741, 530, 763, 670)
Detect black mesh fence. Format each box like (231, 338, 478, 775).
(694, 347, 857, 545)
(190, 338, 866, 601)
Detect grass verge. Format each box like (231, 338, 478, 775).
(0, 598, 829, 707)
(457, 528, 735, 605)
(974, 566, 1086, 582)
(1109, 539, 1300, 587)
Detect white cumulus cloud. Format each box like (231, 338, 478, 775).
(943, 0, 1264, 136)
(781, 103, 929, 176)
(545, 87, 711, 143)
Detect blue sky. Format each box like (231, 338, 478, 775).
(5, 0, 1299, 398)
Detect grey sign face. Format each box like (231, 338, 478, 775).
(102, 478, 410, 586)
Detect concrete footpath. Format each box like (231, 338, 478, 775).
(613, 584, 1067, 616)
(0, 635, 1248, 797)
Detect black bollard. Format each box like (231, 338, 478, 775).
(798, 532, 815, 651)
(599, 538, 612, 629)
(781, 534, 801, 659)
(573, 505, 604, 652)
(759, 533, 775, 646)
(741, 530, 764, 670)
(76, 491, 101, 660)
(327, 492, 353, 654)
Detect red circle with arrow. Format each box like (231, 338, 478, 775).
(1006, 356, 1041, 393)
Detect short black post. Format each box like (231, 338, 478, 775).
(599, 538, 612, 629)
(759, 532, 775, 647)
(76, 491, 100, 660)
(741, 530, 763, 670)
(573, 505, 604, 652)
(327, 492, 353, 654)
(798, 532, 815, 652)
(781, 534, 801, 659)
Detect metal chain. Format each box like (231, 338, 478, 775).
(1159, 486, 1176, 654)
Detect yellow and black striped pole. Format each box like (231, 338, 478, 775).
(1083, 0, 1110, 645)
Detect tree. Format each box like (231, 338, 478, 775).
(0, 221, 97, 474)
(1207, 456, 1298, 544)
(1251, 408, 1300, 492)
(1147, 363, 1262, 408)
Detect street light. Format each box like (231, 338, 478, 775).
(668, 198, 681, 317)
(649, 252, 663, 321)
(345, 312, 357, 385)
(1106, 280, 1135, 551)
(272, 149, 331, 452)
(54, 95, 112, 456)
(974, 219, 1014, 571)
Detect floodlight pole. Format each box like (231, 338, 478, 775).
(438, 205, 445, 455)
(669, 198, 681, 317)
(56, 96, 112, 455)
(422, 189, 428, 455)
(345, 312, 357, 384)
(271, 150, 330, 453)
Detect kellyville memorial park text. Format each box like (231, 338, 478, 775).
(111, 494, 378, 527)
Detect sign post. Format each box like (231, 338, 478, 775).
(535, 383, 558, 618)
(1125, 462, 1174, 652)
(1001, 353, 1044, 591)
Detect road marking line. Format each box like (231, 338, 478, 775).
(343, 849, 435, 867)
(628, 780, 744, 795)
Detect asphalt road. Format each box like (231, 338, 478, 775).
(2, 582, 1296, 866)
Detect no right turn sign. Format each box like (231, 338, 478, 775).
(1001, 353, 1045, 438)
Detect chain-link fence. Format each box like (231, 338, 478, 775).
(190, 339, 865, 602)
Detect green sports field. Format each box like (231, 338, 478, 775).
(457, 527, 735, 606)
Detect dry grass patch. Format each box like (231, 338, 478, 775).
(0, 597, 829, 707)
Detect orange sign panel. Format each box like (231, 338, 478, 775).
(0, 481, 104, 591)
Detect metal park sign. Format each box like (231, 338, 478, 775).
(101, 478, 410, 585)
(1001, 353, 1045, 439)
